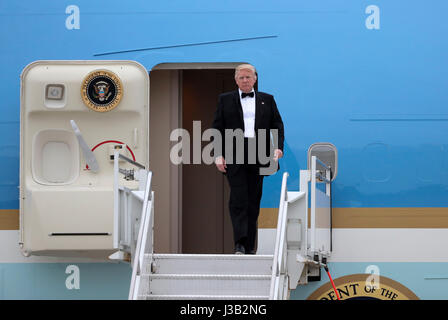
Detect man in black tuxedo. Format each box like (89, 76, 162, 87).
(212, 64, 284, 254)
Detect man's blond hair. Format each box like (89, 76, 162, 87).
(235, 64, 257, 79)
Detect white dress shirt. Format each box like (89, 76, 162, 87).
(239, 89, 256, 138)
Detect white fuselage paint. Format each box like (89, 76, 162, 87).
(258, 228, 448, 263)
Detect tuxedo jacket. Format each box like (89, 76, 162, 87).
(212, 90, 285, 176)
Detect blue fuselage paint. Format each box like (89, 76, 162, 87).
(1, 0, 447, 299)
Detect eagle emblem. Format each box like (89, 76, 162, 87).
(93, 80, 112, 102)
(81, 69, 123, 112)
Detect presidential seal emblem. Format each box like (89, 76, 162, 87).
(81, 70, 123, 112)
(307, 274, 419, 300)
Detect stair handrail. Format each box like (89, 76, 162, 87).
(112, 151, 155, 300)
(269, 172, 289, 300)
(128, 171, 154, 299)
(310, 155, 332, 258)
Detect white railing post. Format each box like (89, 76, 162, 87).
(270, 155, 333, 299)
(112, 151, 154, 300)
(310, 156, 317, 255)
(299, 169, 309, 256)
(113, 150, 120, 249)
(128, 172, 153, 300)
(309, 156, 332, 260)
(270, 172, 288, 299)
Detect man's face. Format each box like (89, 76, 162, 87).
(235, 69, 257, 93)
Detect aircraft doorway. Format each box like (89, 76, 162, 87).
(149, 64, 242, 254)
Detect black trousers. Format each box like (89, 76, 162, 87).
(226, 164, 264, 252)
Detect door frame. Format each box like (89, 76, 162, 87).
(150, 62, 242, 253)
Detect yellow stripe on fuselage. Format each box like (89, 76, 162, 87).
(258, 207, 448, 229)
(0, 210, 19, 230)
(4, 208, 448, 230)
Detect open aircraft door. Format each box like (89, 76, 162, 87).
(19, 61, 149, 259)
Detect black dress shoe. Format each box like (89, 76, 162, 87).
(234, 243, 245, 255)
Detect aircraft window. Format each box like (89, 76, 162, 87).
(307, 143, 338, 181)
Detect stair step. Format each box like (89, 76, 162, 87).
(147, 254, 273, 275)
(143, 273, 271, 296)
(140, 294, 270, 300)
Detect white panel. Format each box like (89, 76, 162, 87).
(330, 229, 448, 262)
(0, 231, 107, 263)
(42, 142, 72, 182)
(314, 188, 331, 254)
(151, 254, 273, 275)
(20, 60, 149, 258)
(32, 129, 79, 185)
(146, 274, 271, 296)
(258, 229, 276, 255)
(260, 228, 448, 263)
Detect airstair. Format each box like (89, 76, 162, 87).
(118, 153, 334, 300)
(19, 61, 335, 300)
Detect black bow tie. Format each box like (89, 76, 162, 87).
(241, 92, 254, 98)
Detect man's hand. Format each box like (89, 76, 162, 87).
(273, 149, 283, 161)
(215, 156, 227, 173)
